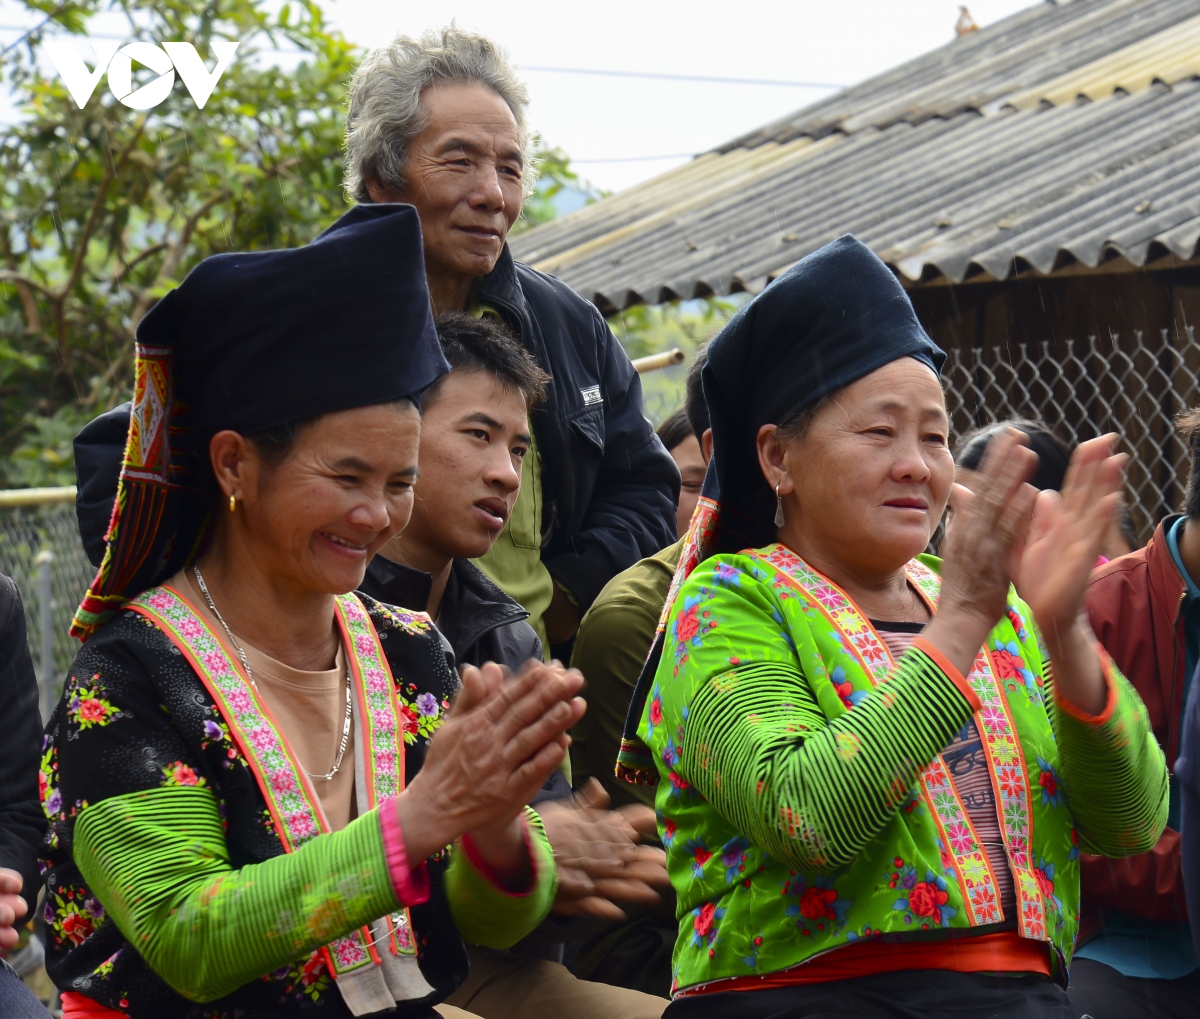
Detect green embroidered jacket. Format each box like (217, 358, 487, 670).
(641, 546, 1168, 993)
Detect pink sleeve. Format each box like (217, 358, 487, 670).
(459, 814, 539, 897)
(379, 797, 431, 905)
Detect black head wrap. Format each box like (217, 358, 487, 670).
(72, 204, 448, 638)
(617, 234, 945, 783)
(703, 233, 945, 554)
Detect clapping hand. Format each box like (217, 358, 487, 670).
(396, 660, 586, 866)
(1013, 434, 1127, 715)
(924, 428, 1038, 678)
(1014, 434, 1127, 642)
(0, 868, 27, 950)
(539, 779, 669, 921)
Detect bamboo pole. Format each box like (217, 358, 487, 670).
(631, 348, 686, 373)
(0, 486, 77, 507)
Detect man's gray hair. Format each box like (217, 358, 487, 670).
(344, 25, 536, 204)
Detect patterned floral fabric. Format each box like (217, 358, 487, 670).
(641, 545, 1168, 995)
(41, 595, 468, 1017)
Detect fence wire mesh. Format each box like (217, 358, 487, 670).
(942, 326, 1200, 544)
(0, 502, 94, 708)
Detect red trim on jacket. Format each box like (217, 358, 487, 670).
(1081, 518, 1188, 933)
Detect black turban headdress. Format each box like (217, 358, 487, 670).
(703, 233, 945, 555)
(617, 234, 945, 783)
(72, 204, 448, 639)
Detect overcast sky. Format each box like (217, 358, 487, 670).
(1, 0, 1044, 193)
(326, 0, 1042, 192)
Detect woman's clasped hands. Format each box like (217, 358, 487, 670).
(395, 659, 586, 881)
(931, 429, 1127, 713)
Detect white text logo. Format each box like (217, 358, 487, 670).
(45, 38, 239, 110)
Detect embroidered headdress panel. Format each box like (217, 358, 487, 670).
(72, 204, 449, 639)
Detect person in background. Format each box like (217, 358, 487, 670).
(563, 347, 713, 998)
(572, 345, 711, 810)
(1076, 407, 1200, 1019)
(344, 26, 678, 656)
(955, 418, 1137, 561)
(624, 235, 1167, 1018)
(657, 410, 706, 540)
(1181, 653, 1200, 965)
(357, 313, 668, 1018)
(0, 573, 51, 1017)
(359, 314, 549, 675)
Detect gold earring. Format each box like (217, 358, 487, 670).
(229, 494, 236, 513)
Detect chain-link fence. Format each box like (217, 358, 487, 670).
(943, 327, 1200, 544)
(0, 500, 94, 719)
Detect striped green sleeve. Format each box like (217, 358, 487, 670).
(73, 785, 399, 1002)
(682, 645, 976, 874)
(1046, 653, 1169, 857)
(446, 807, 557, 948)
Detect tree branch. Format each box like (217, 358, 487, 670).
(50, 115, 148, 395)
(55, 116, 148, 304)
(131, 189, 229, 327)
(0, 227, 45, 335)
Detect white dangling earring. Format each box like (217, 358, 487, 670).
(774, 482, 786, 527)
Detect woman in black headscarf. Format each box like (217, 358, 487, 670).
(617, 235, 1167, 1016)
(42, 205, 580, 1019)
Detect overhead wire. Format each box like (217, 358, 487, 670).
(521, 65, 844, 89)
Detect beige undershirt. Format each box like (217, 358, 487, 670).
(170, 569, 356, 832)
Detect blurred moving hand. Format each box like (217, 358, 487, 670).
(540, 778, 670, 920)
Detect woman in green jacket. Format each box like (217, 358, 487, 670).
(617, 235, 1168, 1017)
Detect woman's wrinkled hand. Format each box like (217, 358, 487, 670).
(0, 868, 26, 949)
(538, 779, 669, 921)
(925, 428, 1038, 677)
(395, 660, 586, 863)
(1015, 434, 1127, 647)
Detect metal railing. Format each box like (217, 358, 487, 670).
(632, 347, 685, 373)
(0, 490, 94, 722)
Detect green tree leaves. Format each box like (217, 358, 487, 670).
(0, 0, 358, 485)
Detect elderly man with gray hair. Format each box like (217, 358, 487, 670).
(343, 26, 672, 1019)
(344, 27, 679, 664)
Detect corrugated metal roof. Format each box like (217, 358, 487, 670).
(511, 0, 1200, 313)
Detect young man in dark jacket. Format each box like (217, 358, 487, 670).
(359, 313, 668, 1019)
(1077, 408, 1200, 1018)
(345, 27, 679, 655)
(358, 313, 547, 682)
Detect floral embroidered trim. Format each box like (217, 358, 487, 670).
(751, 546, 1008, 930)
(906, 559, 1047, 941)
(128, 585, 410, 976)
(656, 495, 720, 638)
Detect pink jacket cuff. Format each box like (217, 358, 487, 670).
(380, 797, 431, 905)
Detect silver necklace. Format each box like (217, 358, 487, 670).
(193, 565, 352, 782)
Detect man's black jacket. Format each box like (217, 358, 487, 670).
(359, 555, 569, 805)
(0, 573, 47, 919)
(359, 555, 542, 670)
(477, 247, 679, 609)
